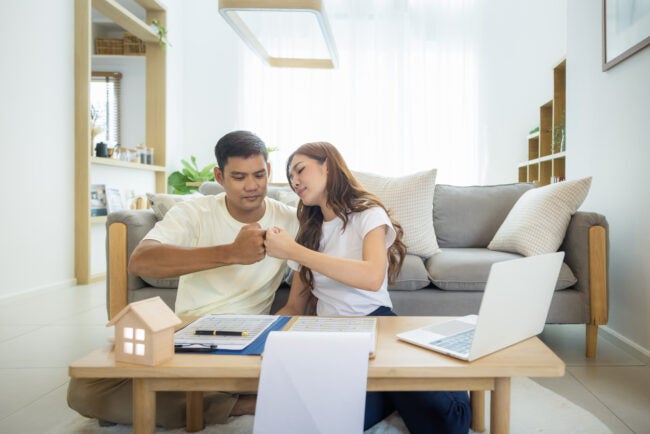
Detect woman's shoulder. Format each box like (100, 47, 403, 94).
(349, 205, 390, 225)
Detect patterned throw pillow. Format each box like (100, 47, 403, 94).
(488, 177, 592, 256)
(353, 169, 440, 258)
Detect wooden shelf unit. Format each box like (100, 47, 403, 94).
(75, 0, 167, 284)
(518, 58, 566, 186)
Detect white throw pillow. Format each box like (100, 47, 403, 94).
(488, 177, 592, 256)
(146, 192, 203, 220)
(353, 169, 440, 257)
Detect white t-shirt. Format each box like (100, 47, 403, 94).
(295, 206, 396, 317)
(144, 193, 299, 316)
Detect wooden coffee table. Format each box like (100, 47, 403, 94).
(69, 316, 565, 434)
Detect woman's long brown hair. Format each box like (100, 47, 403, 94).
(286, 142, 406, 292)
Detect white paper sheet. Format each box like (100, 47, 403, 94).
(253, 331, 371, 434)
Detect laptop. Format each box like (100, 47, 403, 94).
(396, 252, 564, 361)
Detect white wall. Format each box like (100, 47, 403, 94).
(477, 0, 567, 184)
(0, 1, 76, 297)
(567, 0, 650, 354)
(177, 0, 241, 173)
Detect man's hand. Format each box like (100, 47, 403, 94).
(231, 223, 267, 264)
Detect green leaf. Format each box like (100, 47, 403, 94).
(168, 156, 217, 194)
(199, 163, 216, 179)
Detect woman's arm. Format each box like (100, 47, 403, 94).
(265, 226, 388, 291)
(276, 272, 311, 316)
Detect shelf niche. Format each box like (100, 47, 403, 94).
(518, 58, 566, 186)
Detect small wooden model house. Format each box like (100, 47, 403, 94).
(107, 296, 182, 366)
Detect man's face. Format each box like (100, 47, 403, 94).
(215, 154, 270, 222)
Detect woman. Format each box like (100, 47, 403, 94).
(265, 142, 470, 434)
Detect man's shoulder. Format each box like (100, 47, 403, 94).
(264, 197, 298, 232)
(170, 192, 223, 211)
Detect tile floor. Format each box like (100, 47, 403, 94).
(0, 281, 648, 434)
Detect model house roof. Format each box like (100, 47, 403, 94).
(106, 296, 181, 332)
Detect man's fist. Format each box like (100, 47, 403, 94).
(231, 223, 266, 264)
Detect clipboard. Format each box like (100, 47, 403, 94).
(175, 316, 291, 355)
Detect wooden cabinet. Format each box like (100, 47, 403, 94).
(75, 0, 167, 284)
(518, 58, 566, 186)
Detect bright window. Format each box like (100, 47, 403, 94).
(237, 0, 480, 185)
(90, 71, 122, 148)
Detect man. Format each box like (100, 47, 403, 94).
(67, 131, 299, 428)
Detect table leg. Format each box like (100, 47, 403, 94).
(133, 379, 156, 434)
(470, 390, 486, 432)
(490, 377, 511, 434)
(186, 391, 204, 432)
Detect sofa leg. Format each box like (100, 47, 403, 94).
(586, 324, 598, 358)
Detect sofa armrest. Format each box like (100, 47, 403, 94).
(106, 209, 157, 319)
(561, 211, 609, 326)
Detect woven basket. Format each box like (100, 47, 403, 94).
(123, 33, 146, 55)
(95, 38, 123, 55)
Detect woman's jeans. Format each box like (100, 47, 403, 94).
(364, 306, 471, 434)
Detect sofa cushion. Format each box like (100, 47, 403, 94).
(140, 275, 180, 289)
(389, 254, 430, 291)
(353, 169, 440, 257)
(146, 192, 203, 220)
(198, 182, 225, 196)
(433, 183, 535, 248)
(488, 177, 592, 256)
(426, 248, 577, 291)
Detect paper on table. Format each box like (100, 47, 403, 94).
(253, 331, 371, 434)
(286, 316, 377, 357)
(174, 314, 278, 350)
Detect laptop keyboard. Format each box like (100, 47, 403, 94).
(430, 329, 475, 354)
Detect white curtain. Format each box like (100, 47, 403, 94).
(237, 0, 480, 185)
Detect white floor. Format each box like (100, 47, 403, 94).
(0, 281, 648, 434)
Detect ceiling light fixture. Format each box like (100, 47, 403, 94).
(218, 0, 338, 69)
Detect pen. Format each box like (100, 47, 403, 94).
(194, 330, 249, 336)
(174, 344, 218, 353)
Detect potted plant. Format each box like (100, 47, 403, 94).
(168, 147, 280, 194)
(167, 156, 216, 194)
(151, 19, 171, 48)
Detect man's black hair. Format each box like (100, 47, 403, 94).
(214, 130, 268, 170)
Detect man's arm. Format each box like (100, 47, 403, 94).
(128, 223, 266, 279)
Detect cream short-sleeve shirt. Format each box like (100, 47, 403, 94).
(144, 193, 298, 316)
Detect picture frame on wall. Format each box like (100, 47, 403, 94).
(90, 184, 107, 216)
(603, 0, 650, 71)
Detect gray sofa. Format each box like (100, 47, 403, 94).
(106, 182, 608, 357)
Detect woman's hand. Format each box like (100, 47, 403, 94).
(264, 226, 296, 260)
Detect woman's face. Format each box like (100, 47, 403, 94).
(288, 154, 328, 207)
